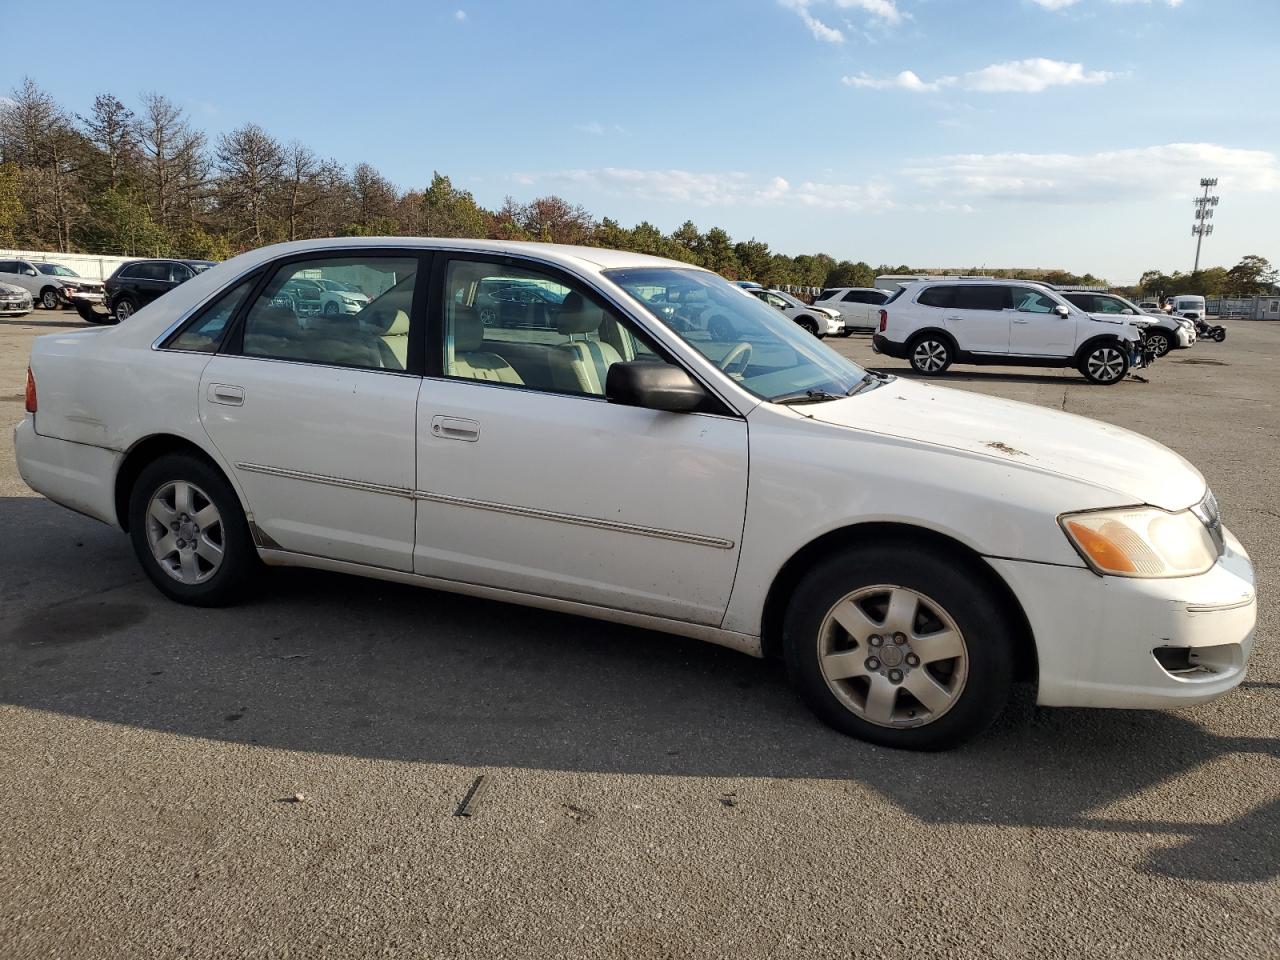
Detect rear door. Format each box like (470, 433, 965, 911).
(947, 285, 1010, 354)
(197, 250, 426, 571)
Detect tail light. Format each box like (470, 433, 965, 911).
(24, 366, 37, 413)
(878, 309, 888, 332)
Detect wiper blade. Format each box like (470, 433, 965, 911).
(772, 389, 844, 405)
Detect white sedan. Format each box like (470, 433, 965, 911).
(15, 238, 1256, 749)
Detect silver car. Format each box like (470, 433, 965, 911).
(0, 258, 105, 310)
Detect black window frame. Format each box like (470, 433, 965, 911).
(953, 285, 1008, 311)
(429, 252, 738, 417)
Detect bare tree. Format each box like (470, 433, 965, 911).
(350, 162, 397, 232)
(278, 140, 319, 241)
(0, 77, 84, 249)
(216, 122, 283, 246)
(78, 94, 137, 189)
(137, 92, 207, 233)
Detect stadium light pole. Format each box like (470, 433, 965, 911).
(1192, 177, 1219, 273)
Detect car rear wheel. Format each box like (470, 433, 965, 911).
(128, 454, 258, 606)
(782, 544, 1015, 750)
(1080, 342, 1129, 385)
(909, 336, 953, 375)
(114, 296, 137, 322)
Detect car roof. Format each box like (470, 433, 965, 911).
(216, 237, 704, 277)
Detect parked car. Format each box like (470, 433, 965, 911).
(815, 287, 892, 333)
(473, 278, 565, 328)
(105, 259, 215, 321)
(315, 278, 370, 316)
(748, 288, 843, 338)
(0, 280, 33, 316)
(16, 238, 1255, 749)
(1137, 300, 1160, 312)
(1060, 291, 1194, 357)
(874, 279, 1148, 384)
(0, 258, 105, 310)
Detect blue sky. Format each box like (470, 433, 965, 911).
(11, 0, 1280, 282)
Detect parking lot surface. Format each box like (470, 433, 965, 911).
(1, 309, 1277, 959)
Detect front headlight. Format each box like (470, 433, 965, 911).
(1060, 506, 1218, 577)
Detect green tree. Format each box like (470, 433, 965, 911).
(693, 227, 740, 278)
(77, 187, 170, 255)
(825, 260, 875, 288)
(1226, 254, 1278, 295)
(418, 172, 487, 238)
(0, 162, 22, 245)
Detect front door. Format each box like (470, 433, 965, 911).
(1007, 287, 1076, 357)
(197, 251, 424, 571)
(413, 255, 748, 626)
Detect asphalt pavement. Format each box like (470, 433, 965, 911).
(0, 308, 1276, 959)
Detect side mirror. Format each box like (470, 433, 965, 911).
(1054, 304, 1071, 318)
(606, 361, 707, 413)
(1121, 308, 1135, 315)
(25, 268, 38, 277)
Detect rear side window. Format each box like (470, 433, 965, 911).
(166, 278, 256, 353)
(118, 264, 142, 280)
(917, 286, 955, 308)
(883, 287, 906, 305)
(954, 286, 1006, 311)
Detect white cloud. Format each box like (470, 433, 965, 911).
(843, 58, 1118, 94)
(904, 143, 1280, 203)
(516, 167, 894, 212)
(454, 9, 467, 21)
(575, 121, 627, 136)
(779, 0, 902, 42)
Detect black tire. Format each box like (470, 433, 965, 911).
(40, 287, 60, 310)
(127, 453, 258, 607)
(1079, 340, 1129, 385)
(798, 316, 820, 337)
(1147, 331, 1172, 357)
(839, 327, 853, 338)
(782, 543, 1015, 750)
(1213, 328, 1226, 342)
(113, 295, 138, 322)
(908, 334, 953, 375)
(74, 300, 115, 325)
(323, 300, 340, 316)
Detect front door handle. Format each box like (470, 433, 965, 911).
(430, 416, 480, 442)
(208, 383, 245, 406)
(1012, 318, 1031, 324)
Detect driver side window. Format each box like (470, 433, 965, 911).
(1010, 289, 1057, 313)
(442, 259, 659, 397)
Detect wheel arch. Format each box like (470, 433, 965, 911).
(905, 327, 957, 353)
(1074, 333, 1127, 367)
(114, 433, 236, 531)
(39, 284, 60, 303)
(759, 521, 1037, 683)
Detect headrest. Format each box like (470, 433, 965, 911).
(555, 291, 604, 335)
(453, 305, 485, 352)
(383, 309, 410, 337)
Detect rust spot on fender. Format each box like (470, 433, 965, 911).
(985, 441, 1028, 457)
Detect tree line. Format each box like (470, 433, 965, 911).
(0, 77, 1274, 297)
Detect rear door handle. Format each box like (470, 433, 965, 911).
(208, 383, 245, 406)
(430, 416, 480, 442)
(1012, 318, 1031, 324)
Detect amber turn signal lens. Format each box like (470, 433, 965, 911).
(1065, 520, 1138, 574)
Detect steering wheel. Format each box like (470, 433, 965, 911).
(719, 341, 752, 376)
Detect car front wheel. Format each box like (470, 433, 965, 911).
(41, 287, 60, 310)
(1147, 331, 1171, 357)
(1080, 342, 1129, 385)
(783, 544, 1015, 750)
(909, 336, 953, 375)
(128, 453, 258, 606)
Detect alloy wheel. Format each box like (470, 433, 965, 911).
(817, 585, 969, 728)
(912, 340, 948, 373)
(145, 480, 225, 584)
(1149, 333, 1170, 356)
(115, 300, 134, 321)
(1086, 347, 1125, 382)
(42, 290, 59, 309)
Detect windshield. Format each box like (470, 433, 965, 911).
(774, 291, 806, 308)
(37, 263, 78, 277)
(606, 267, 867, 402)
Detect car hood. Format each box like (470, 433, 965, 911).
(803, 378, 1206, 511)
(813, 306, 841, 318)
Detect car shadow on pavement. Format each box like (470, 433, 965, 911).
(1, 496, 1275, 884)
(0, 317, 85, 330)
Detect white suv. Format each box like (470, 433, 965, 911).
(873, 280, 1147, 385)
(814, 287, 891, 334)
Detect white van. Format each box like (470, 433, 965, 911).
(1171, 295, 1206, 321)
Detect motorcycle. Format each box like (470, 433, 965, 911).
(1191, 316, 1227, 342)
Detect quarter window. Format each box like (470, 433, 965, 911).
(240, 256, 417, 371)
(166, 278, 256, 353)
(442, 259, 658, 396)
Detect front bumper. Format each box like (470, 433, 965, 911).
(988, 526, 1256, 709)
(820, 315, 845, 336)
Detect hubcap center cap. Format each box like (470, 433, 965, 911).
(178, 520, 197, 543)
(879, 644, 904, 668)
